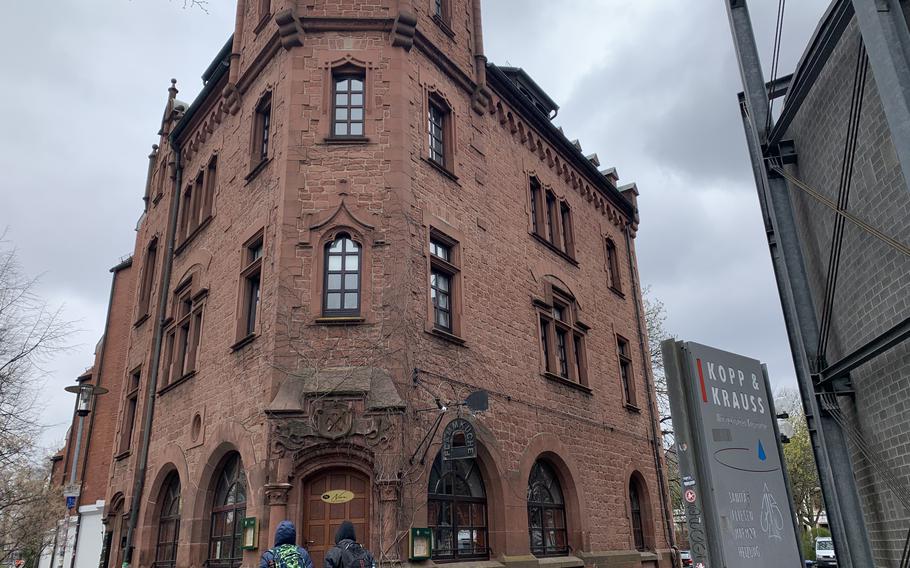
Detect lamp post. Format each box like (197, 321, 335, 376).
(57, 382, 108, 568)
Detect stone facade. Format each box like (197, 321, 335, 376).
(778, 14, 910, 568)
(92, 2, 672, 568)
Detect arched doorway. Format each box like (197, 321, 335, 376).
(302, 469, 370, 568)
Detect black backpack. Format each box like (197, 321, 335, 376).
(340, 542, 373, 568)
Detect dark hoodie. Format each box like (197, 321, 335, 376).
(324, 521, 374, 568)
(260, 521, 314, 568)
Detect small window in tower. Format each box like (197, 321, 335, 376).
(333, 72, 365, 137)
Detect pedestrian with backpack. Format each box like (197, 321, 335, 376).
(324, 521, 375, 568)
(260, 520, 314, 568)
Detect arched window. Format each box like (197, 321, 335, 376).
(323, 233, 361, 316)
(155, 473, 181, 568)
(527, 460, 568, 556)
(427, 452, 488, 561)
(629, 478, 646, 551)
(209, 454, 247, 568)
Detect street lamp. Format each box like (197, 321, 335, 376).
(63, 383, 108, 491)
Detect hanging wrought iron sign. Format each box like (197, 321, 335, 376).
(442, 418, 476, 460)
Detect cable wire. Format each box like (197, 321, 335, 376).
(766, 0, 787, 135)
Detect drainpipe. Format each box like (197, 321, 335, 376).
(122, 141, 182, 568)
(624, 224, 678, 565)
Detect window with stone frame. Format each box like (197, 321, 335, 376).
(258, 0, 271, 22)
(605, 237, 622, 294)
(177, 157, 217, 246)
(537, 288, 587, 386)
(427, 452, 488, 561)
(427, 95, 452, 170)
(527, 460, 568, 557)
(432, 0, 451, 29)
(154, 473, 181, 568)
(332, 70, 365, 138)
(252, 94, 272, 168)
(137, 237, 158, 321)
(629, 478, 646, 551)
(429, 231, 460, 335)
(323, 233, 362, 317)
(161, 279, 205, 388)
(617, 335, 637, 407)
(208, 454, 247, 568)
(118, 367, 141, 455)
(238, 232, 263, 340)
(528, 178, 574, 260)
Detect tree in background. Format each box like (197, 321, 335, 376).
(0, 233, 71, 565)
(776, 388, 825, 558)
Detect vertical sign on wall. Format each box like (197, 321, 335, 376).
(662, 340, 803, 568)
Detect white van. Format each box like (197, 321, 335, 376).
(815, 536, 836, 567)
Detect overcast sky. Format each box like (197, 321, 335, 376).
(0, 0, 831, 450)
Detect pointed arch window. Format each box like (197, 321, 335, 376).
(629, 479, 645, 551)
(528, 460, 568, 557)
(427, 453, 488, 561)
(323, 233, 361, 317)
(155, 474, 181, 568)
(209, 453, 247, 568)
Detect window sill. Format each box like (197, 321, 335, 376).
(432, 14, 455, 38)
(609, 286, 625, 299)
(315, 316, 365, 325)
(134, 313, 150, 328)
(231, 333, 258, 352)
(254, 13, 272, 34)
(542, 372, 592, 395)
(322, 135, 370, 145)
(157, 370, 196, 396)
(174, 215, 213, 256)
(426, 326, 466, 346)
(624, 402, 642, 413)
(152, 192, 163, 206)
(531, 233, 579, 266)
(114, 450, 131, 461)
(245, 157, 272, 183)
(424, 156, 459, 183)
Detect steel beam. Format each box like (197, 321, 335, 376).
(816, 315, 910, 383)
(852, 0, 910, 195)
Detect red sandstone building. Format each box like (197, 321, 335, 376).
(64, 2, 675, 567)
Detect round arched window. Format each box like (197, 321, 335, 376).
(209, 454, 247, 568)
(427, 452, 488, 561)
(527, 460, 568, 556)
(155, 473, 181, 568)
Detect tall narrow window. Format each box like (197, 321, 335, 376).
(606, 238, 621, 293)
(429, 233, 460, 335)
(333, 73, 365, 137)
(155, 474, 181, 568)
(529, 177, 542, 234)
(209, 454, 247, 568)
(427, 452, 488, 561)
(560, 203, 574, 257)
(528, 461, 568, 557)
(323, 234, 361, 316)
(629, 480, 645, 551)
(545, 192, 558, 246)
(179, 183, 193, 242)
(239, 234, 263, 338)
(538, 288, 587, 386)
(253, 95, 271, 166)
(432, 0, 450, 26)
(428, 100, 447, 167)
(617, 336, 635, 406)
(202, 156, 217, 220)
(162, 281, 205, 388)
(137, 238, 158, 320)
(259, 0, 271, 20)
(118, 368, 141, 454)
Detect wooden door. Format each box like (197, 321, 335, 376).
(303, 470, 370, 568)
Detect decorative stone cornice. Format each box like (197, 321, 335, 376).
(275, 8, 304, 50)
(390, 9, 417, 50)
(264, 483, 293, 506)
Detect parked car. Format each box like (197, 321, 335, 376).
(679, 549, 692, 566)
(815, 536, 836, 567)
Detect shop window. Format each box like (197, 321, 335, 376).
(427, 452, 488, 561)
(208, 454, 247, 568)
(528, 460, 568, 557)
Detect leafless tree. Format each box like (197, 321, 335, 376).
(0, 232, 72, 565)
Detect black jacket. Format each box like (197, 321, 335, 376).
(324, 539, 374, 568)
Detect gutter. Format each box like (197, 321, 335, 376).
(485, 63, 636, 219)
(123, 141, 183, 568)
(170, 36, 232, 144)
(624, 224, 678, 563)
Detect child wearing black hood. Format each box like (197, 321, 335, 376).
(324, 521, 375, 568)
(260, 520, 314, 568)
